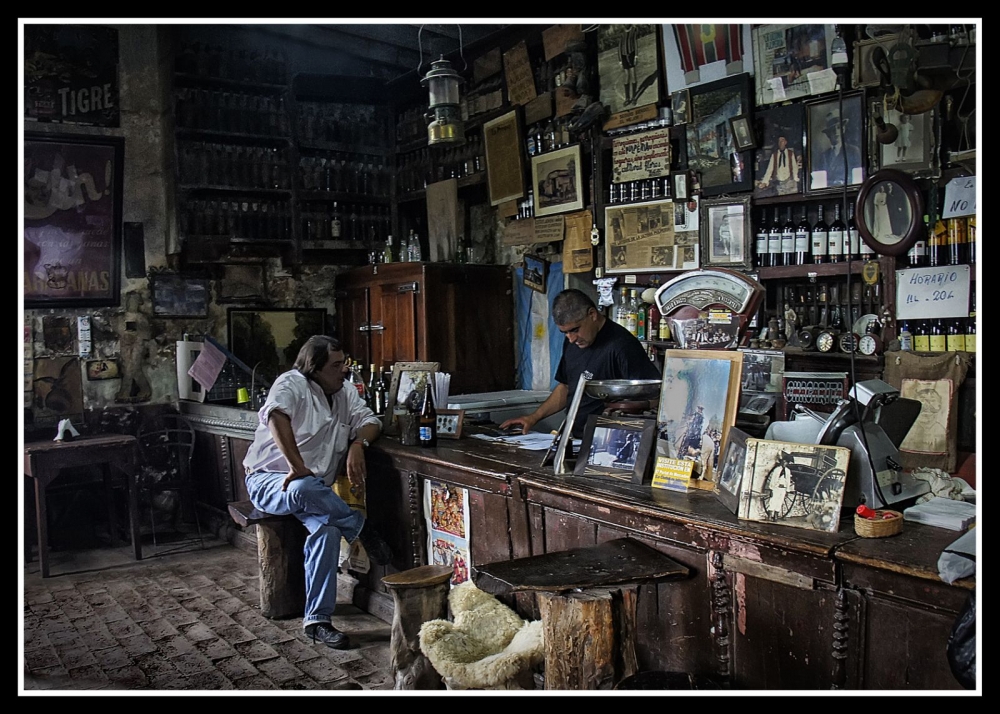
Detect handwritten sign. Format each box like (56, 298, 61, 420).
(533, 215, 564, 244)
(942, 175, 976, 218)
(612, 128, 672, 184)
(501, 218, 536, 247)
(503, 41, 536, 106)
(895, 265, 971, 320)
(603, 103, 658, 132)
(542, 24, 584, 61)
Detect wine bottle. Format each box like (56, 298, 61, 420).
(781, 206, 796, 266)
(636, 290, 647, 341)
(965, 294, 976, 353)
(913, 320, 930, 352)
(795, 205, 811, 266)
(768, 207, 783, 267)
(856, 203, 874, 260)
(418, 379, 437, 448)
(827, 203, 845, 264)
(946, 318, 966, 352)
(907, 221, 927, 267)
(845, 201, 860, 261)
(929, 319, 946, 353)
(967, 215, 976, 265)
(756, 208, 770, 268)
(929, 216, 948, 267)
(811, 204, 828, 264)
(947, 217, 968, 265)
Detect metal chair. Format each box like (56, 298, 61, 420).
(136, 413, 203, 549)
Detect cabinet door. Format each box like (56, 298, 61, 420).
(337, 285, 373, 368)
(373, 277, 420, 368)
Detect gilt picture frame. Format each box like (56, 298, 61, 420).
(483, 110, 526, 206)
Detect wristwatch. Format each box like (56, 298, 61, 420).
(354, 438, 370, 449)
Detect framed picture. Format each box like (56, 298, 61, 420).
(752, 24, 838, 107)
(662, 23, 754, 93)
(700, 195, 752, 271)
(852, 34, 895, 89)
(385, 361, 440, 435)
(605, 199, 689, 273)
(436, 409, 465, 440)
(655, 349, 744, 486)
(482, 110, 525, 206)
(531, 144, 584, 218)
(673, 172, 688, 200)
(227, 308, 327, 385)
(684, 73, 754, 197)
(736, 438, 850, 533)
(671, 89, 690, 124)
(729, 115, 755, 151)
(574, 413, 657, 485)
(753, 103, 805, 199)
(854, 169, 924, 258)
(522, 253, 549, 293)
(739, 349, 785, 394)
(714, 426, 750, 515)
(868, 99, 940, 179)
(24, 132, 124, 308)
(597, 24, 662, 118)
(150, 273, 209, 318)
(805, 92, 865, 194)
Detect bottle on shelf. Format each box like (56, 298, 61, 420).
(947, 217, 968, 266)
(768, 207, 783, 267)
(407, 229, 422, 262)
(636, 290, 648, 341)
(658, 313, 670, 340)
(965, 294, 976, 353)
(624, 290, 639, 337)
(756, 208, 770, 268)
(648, 299, 661, 340)
(827, 202, 846, 264)
(781, 206, 796, 266)
(418, 379, 437, 448)
(854, 203, 873, 261)
(913, 319, 930, 352)
(367, 363, 383, 415)
(907, 220, 927, 267)
(615, 287, 628, 327)
(382, 234, 394, 263)
(967, 215, 976, 265)
(946, 318, 966, 353)
(929, 319, 947, 353)
(795, 205, 811, 266)
(929, 215, 948, 267)
(899, 321, 913, 351)
(330, 201, 342, 239)
(811, 204, 828, 264)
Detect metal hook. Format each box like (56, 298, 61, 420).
(416, 24, 467, 74)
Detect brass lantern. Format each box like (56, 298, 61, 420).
(421, 55, 465, 146)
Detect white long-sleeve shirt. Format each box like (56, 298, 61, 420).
(243, 369, 381, 485)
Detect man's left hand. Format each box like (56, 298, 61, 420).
(346, 441, 367, 489)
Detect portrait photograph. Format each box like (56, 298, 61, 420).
(856, 169, 923, 257)
(701, 195, 751, 270)
(730, 115, 755, 151)
(597, 24, 661, 116)
(671, 89, 690, 124)
(869, 101, 940, 179)
(575, 414, 656, 484)
(806, 92, 865, 193)
(753, 102, 805, 199)
(714, 426, 749, 515)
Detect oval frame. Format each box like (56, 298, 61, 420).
(854, 168, 924, 257)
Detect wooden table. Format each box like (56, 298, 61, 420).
(24, 434, 141, 577)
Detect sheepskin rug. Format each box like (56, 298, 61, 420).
(418, 581, 545, 690)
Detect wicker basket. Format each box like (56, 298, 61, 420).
(854, 510, 903, 538)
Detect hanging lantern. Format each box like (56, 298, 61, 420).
(421, 55, 465, 146)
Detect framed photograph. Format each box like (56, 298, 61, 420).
(24, 132, 124, 308)
(752, 24, 838, 107)
(597, 24, 662, 118)
(574, 413, 657, 485)
(737, 438, 850, 533)
(150, 273, 209, 318)
(684, 73, 754, 197)
(854, 169, 924, 258)
(868, 100, 940, 179)
(714, 426, 750, 515)
(522, 253, 549, 293)
(671, 89, 690, 124)
(739, 349, 785, 394)
(436, 409, 465, 440)
(605, 199, 688, 273)
(531, 144, 584, 218)
(853, 34, 895, 89)
(483, 110, 525, 206)
(662, 23, 754, 93)
(655, 349, 744, 486)
(753, 102, 805, 199)
(729, 115, 755, 151)
(385, 361, 440, 435)
(805, 92, 865, 194)
(227, 308, 327, 385)
(700, 195, 752, 270)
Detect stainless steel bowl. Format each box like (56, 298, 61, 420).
(583, 379, 662, 401)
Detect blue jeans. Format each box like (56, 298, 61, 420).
(244, 472, 365, 630)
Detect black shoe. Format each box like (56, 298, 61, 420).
(305, 622, 350, 650)
(356, 521, 393, 565)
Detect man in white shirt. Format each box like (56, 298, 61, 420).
(756, 135, 799, 195)
(243, 335, 390, 649)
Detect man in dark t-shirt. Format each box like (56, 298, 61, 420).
(501, 289, 660, 437)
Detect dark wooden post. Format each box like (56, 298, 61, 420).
(256, 519, 306, 618)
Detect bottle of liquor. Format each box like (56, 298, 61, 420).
(946, 318, 966, 352)
(811, 204, 828, 264)
(929, 216, 948, 267)
(648, 299, 661, 340)
(907, 222, 927, 267)
(929, 319, 947, 353)
(795, 205, 811, 266)
(845, 201, 860, 261)
(418, 379, 437, 448)
(615, 287, 628, 327)
(624, 290, 639, 337)
(913, 320, 930, 352)
(366, 363, 380, 412)
(756, 208, 770, 268)
(899, 321, 913, 351)
(370, 364, 386, 416)
(382, 234, 394, 263)
(855, 203, 874, 261)
(965, 294, 976, 353)
(658, 314, 670, 340)
(636, 290, 648, 340)
(947, 217, 968, 265)
(768, 207, 783, 267)
(967, 215, 976, 265)
(827, 203, 846, 263)
(407, 229, 422, 262)
(781, 206, 796, 266)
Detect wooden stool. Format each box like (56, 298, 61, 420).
(228, 500, 306, 619)
(473, 538, 689, 690)
(382, 564, 454, 690)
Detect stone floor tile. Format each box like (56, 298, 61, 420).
(214, 622, 257, 646)
(66, 663, 111, 688)
(213, 596, 247, 615)
(177, 621, 217, 642)
(92, 646, 134, 670)
(78, 625, 119, 650)
(294, 656, 349, 683)
(104, 664, 150, 689)
(118, 632, 158, 657)
(157, 633, 198, 659)
(171, 650, 217, 677)
(213, 654, 260, 681)
(278, 676, 321, 690)
(23, 646, 61, 671)
(105, 618, 145, 640)
(270, 637, 322, 664)
(56, 645, 98, 670)
(184, 669, 236, 690)
(255, 656, 304, 684)
(194, 637, 240, 662)
(232, 639, 279, 662)
(160, 608, 201, 628)
(139, 617, 180, 641)
(231, 674, 280, 690)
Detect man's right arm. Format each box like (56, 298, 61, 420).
(267, 411, 314, 491)
(500, 382, 569, 434)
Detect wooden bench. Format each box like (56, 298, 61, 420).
(227, 500, 305, 619)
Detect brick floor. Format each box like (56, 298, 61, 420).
(21, 538, 394, 692)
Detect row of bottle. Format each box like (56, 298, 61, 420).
(912, 215, 977, 267)
(174, 88, 289, 136)
(182, 198, 292, 240)
(350, 359, 439, 448)
(177, 142, 291, 189)
(396, 140, 486, 194)
(525, 117, 574, 157)
(299, 153, 390, 196)
(899, 316, 976, 353)
(613, 287, 670, 341)
(174, 41, 289, 85)
(300, 202, 390, 243)
(297, 102, 392, 147)
(608, 177, 672, 205)
(755, 203, 866, 267)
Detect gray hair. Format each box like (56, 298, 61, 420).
(552, 289, 596, 326)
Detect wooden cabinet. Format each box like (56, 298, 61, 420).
(336, 262, 515, 395)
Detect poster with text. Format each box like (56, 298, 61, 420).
(424, 480, 471, 585)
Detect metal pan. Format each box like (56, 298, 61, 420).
(583, 379, 662, 401)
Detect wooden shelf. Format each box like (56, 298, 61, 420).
(298, 139, 391, 156)
(175, 128, 291, 144)
(173, 72, 288, 92)
(297, 190, 390, 204)
(757, 261, 866, 280)
(177, 184, 292, 196)
(754, 188, 859, 206)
